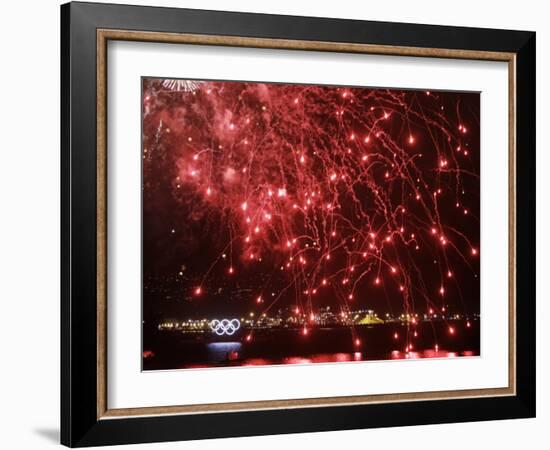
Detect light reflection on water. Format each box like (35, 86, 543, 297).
(390, 349, 464, 359)
(234, 350, 473, 367)
(183, 348, 476, 369)
(207, 342, 242, 362)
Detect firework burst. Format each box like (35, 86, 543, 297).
(161, 78, 203, 92)
(142, 78, 480, 348)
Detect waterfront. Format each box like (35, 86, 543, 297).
(143, 320, 479, 370)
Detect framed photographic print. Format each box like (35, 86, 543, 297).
(61, 2, 536, 447)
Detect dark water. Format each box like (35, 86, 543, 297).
(143, 320, 479, 370)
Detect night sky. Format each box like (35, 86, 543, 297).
(142, 78, 480, 323)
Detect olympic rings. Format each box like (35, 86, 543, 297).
(210, 319, 241, 336)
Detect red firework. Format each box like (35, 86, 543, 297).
(143, 78, 480, 340)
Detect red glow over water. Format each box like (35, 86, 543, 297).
(185, 350, 477, 368)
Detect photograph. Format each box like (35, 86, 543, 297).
(141, 78, 481, 370)
(0, 0, 528, 447)
(0, 0, 541, 447)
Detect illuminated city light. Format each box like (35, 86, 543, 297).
(210, 319, 241, 336)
